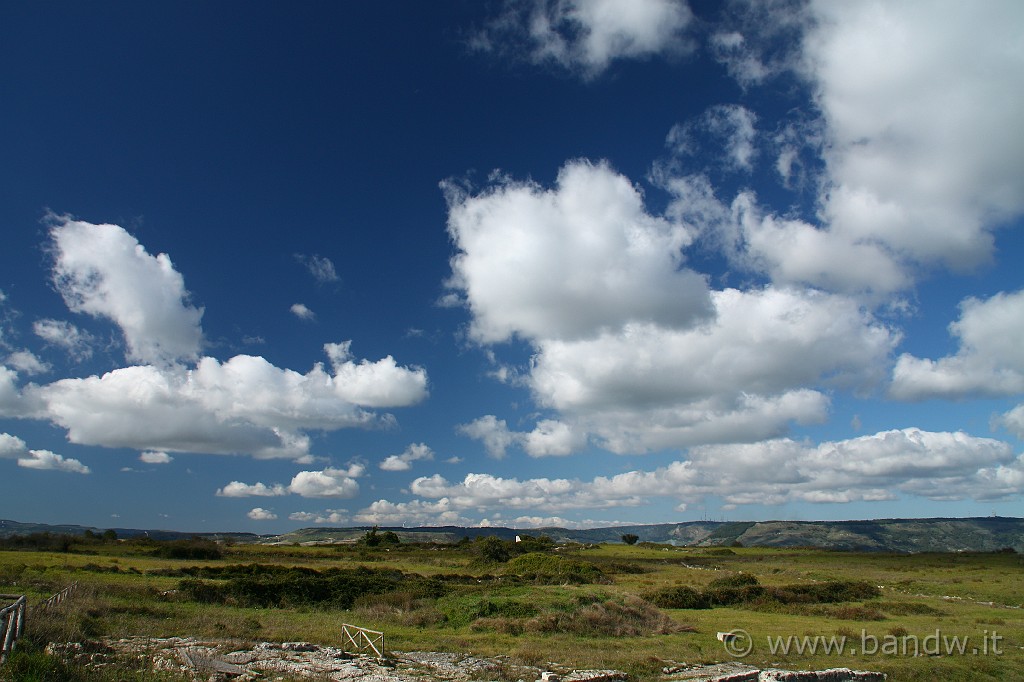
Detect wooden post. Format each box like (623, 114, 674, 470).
(0, 595, 27, 664)
(341, 623, 385, 659)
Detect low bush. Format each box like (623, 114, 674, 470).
(151, 539, 223, 560)
(177, 565, 447, 609)
(502, 552, 604, 584)
(644, 577, 879, 610)
(526, 597, 689, 637)
(643, 585, 710, 609)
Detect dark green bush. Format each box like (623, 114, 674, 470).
(643, 585, 711, 609)
(176, 565, 447, 609)
(707, 572, 760, 589)
(503, 552, 603, 584)
(151, 539, 223, 560)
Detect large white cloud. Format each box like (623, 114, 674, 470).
(807, 1, 1024, 272)
(444, 160, 711, 344)
(671, 1, 1024, 296)
(475, 0, 693, 78)
(49, 217, 204, 365)
(6, 219, 428, 460)
(446, 160, 898, 455)
(891, 290, 1024, 400)
(411, 428, 1022, 514)
(18, 344, 426, 459)
(528, 286, 895, 453)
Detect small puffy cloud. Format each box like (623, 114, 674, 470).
(290, 303, 316, 321)
(459, 416, 585, 458)
(247, 507, 278, 521)
(48, 216, 204, 365)
(667, 104, 758, 173)
(5, 351, 50, 376)
(0, 432, 27, 458)
(353, 498, 472, 527)
(707, 2, 808, 88)
(295, 253, 340, 284)
(476, 0, 693, 78)
(324, 341, 429, 408)
(289, 510, 347, 524)
(217, 481, 288, 497)
(457, 415, 516, 459)
(17, 449, 90, 474)
(521, 419, 587, 457)
(33, 319, 95, 362)
(288, 467, 361, 498)
(218, 465, 363, 499)
(996, 404, 1024, 440)
(444, 160, 711, 344)
(139, 450, 173, 464)
(380, 442, 434, 471)
(891, 290, 1024, 400)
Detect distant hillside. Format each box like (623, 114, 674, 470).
(0, 519, 262, 543)
(265, 517, 1024, 553)
(4, 517, 1021, 553)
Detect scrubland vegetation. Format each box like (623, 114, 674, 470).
(1, 531, 1022, 680)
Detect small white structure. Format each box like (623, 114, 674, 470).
(515, 535, 522, 543)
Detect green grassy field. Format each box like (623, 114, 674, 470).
(1, 536, 1021, 681)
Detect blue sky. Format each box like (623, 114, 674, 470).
(2, 0, 1023, 533)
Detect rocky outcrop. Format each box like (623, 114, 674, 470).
(47, 638, 883, 682)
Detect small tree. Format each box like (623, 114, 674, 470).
(379, 530, 401, 545)
(361, 526, 382, 547)
(621, 533, 639, 545)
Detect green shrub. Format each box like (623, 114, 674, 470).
(526, 597, 688, 637)
(503, 552, 603, 584)
(707, 572, 760, 589)
(643, 585, 711, 609)
(151, 539, 223, 560)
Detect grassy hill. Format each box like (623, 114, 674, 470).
(4, 516, 1021, 553)
(261, 517, 1024, 553)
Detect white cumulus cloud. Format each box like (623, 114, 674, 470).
(891, 290, 1024, 400)
(247, 507, 277, 520)
(139, 450, 173, 464)
(475, 0, 693, 78)
(218, 464, 364, 499)
(22, 345, 425, 459)
(380, 443, 434, 471)
(408, 428, 1022, 514)
(444, 160, 711, 344)
(290, 303, 316, 321)
(48, 216, 204, 365)
(17, 449, 90, 474)
(33, 319, 96, 362)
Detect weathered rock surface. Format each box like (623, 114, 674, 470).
(661, 662, 885, 682)
(47, 638, 883, 682)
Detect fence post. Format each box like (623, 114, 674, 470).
(0, 595, 27, 664)
(341, 623, 385, 659)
